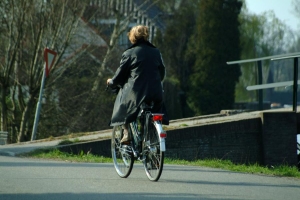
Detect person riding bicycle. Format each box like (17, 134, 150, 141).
(107, 25, 168, 144)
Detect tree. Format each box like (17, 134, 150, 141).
(0, 0, 90, 142)
(45, 49, 116, 134)
(154, 0, 198, 119)
(186, 0, 242, 115)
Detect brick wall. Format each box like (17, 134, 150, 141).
(58, 111, 299, 167)
(261, 112, 298, 166)
(165, 117, 263, 164)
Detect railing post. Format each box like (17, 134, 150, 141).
(293, 57, 298, 112)
(257, 61, 263, 110)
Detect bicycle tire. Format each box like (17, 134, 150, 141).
(111, 125, 134, 178)
(143, 119, 164, 181)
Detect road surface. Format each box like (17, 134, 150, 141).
(0, 155, 299, 200)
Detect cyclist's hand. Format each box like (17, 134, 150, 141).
(107, 78, 112, 85)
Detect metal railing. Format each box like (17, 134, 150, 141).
(227, 52, 300, 112)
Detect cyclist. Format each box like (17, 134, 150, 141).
(107, 25, 168, 144)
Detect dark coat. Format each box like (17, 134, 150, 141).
(108, 40, 167, 126)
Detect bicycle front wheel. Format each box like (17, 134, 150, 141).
(143, 121, 164, 181)
(111, 125, 134, 178)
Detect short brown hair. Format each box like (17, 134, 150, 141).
(127, 25, 149, 44)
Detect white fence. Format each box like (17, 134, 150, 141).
(0, 131, 8, 145)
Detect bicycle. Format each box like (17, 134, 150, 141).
(111, 102, 167, 181)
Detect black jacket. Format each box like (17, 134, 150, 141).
(108, 40, 167, 126)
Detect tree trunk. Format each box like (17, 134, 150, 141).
(0, 85, 8, 131)
(17, 95, 34, 142)
(0, 86, 7, 131)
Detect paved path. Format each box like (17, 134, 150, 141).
(0, 155, 299, 200)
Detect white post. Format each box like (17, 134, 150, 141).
(31, 64, 46, 141)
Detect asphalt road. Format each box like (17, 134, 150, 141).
(0, 155, 299, 200)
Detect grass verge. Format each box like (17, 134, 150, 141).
(22, 148, 300, 179)
(22, 148, 112, 163)
(164, 158, 300, 178)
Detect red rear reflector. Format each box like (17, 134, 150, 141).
(160, 133, 167, 138)
(153, 115, 163, 121)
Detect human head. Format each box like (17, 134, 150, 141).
(127, 25, 149, 44)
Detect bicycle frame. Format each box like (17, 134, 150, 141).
(111, 103, 166, 181)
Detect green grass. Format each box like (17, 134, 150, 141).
(22, 148, 300, 179)
(164, 158, 300, 178)
(23, 148, 112, 163)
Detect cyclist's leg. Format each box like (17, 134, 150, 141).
(120, 123, 131, 144)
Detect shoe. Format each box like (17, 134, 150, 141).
(120, 128, 131, 144)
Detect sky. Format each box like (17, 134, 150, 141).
(246, 0, 299, 31)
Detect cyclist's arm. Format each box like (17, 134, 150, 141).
(108, 53, 132, 88)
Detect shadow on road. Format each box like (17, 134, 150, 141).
(0, 192, 249, 200)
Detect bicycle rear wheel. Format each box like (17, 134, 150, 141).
(143, 121, 164, 181)
(111, 125, 134, 178)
